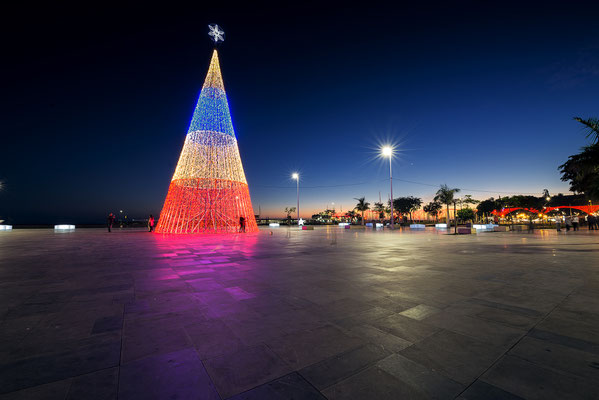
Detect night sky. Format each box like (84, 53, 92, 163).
(2, 2, 599, 224)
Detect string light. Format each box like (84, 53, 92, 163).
(156, 50, 257, 234)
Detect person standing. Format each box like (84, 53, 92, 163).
(148, 214, 155, 232)
(107, 213, 115, 232)
(589, 214, 597, 230)
(565, 215, 572, 232)
(555, 215, 561, 232)
(572, 215, 579, 231)
(239, 216, 246, 233)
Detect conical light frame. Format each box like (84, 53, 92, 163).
(156, 50, 257, 234)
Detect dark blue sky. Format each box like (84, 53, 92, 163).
(2, 2, 599, 223)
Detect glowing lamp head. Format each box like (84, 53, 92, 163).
(292, 173, 299, 180)
(381, 146, 393, 157)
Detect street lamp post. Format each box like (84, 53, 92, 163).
(292, 173, 299, 225)
(382, 146, 394, 229)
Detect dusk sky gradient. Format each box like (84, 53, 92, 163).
(2, 2, 599, 223)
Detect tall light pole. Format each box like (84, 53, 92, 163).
(382, 146, 394, 229)
(292, 173, 299, 225)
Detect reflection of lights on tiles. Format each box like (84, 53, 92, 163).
(410, 224, 425, 229)
(0, 225, 12, 230)
(155, 50, 257, 234)
(268, 223, 280, 227)
(338, 223, 350, 226)
(54, 225, 75, 230)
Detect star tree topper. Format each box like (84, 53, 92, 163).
(208, 24, 225, 43)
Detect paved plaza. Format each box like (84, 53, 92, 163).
(0, 227, 598, 399)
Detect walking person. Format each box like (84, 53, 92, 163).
(589, 214, 597, 230)
(565, 215, 572, 232)
(148, 214, 155, 232)
(107, 213, 115, 232)
(555, 214, 561, 232)
(572, 215, 579, 231)
(239, 216, 246, 233)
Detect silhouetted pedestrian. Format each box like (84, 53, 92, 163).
(565, 216, 572, 232)
(239, 216, 246, 233)
(555, 215, 561, 232)
(572, 215, 579, 231)
(588, 214, 597, 230)
(148, 214, 155, 232)
(107, 213, 115, 232)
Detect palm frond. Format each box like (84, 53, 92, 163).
(574, 117, 599, 143)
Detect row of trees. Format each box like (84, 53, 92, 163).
(308, 115, 599, 226)
(350, 187, 481, 225)
(309, 186, 585, 226)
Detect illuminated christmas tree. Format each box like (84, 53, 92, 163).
(156, 28, 257, 233)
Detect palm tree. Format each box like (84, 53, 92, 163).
(346, 209, 358, 223)
(423, 201, 442, 222)
(354, 197, 370, 225)
(574, 117, 599, 144)
(560, 117, 599, 200)
(434, 184, 460, 228)
(373, 202, 385, 221)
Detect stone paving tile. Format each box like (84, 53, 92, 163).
(343, 324, 413, 353)
(119, 348, 219, 400)
(399, 304, 441, 320)
(399, 329, 505, 385)
(227, 372, 326, 400)
(0, 379, 71, 400)
(0, 332, 121, 394)
(266, 324, 365, 370)
(203, 343, 292, 399)
(528, 328, 599, 355)
(377, 353, 465, 399)
(508, 336, 599, 383)
(466, 297, 543, 317)
(474, 284, 567, 314)
(121, 322, 191, 363)
(322, 365, 426, 400)
(457, 380, 525, 399)
(423, 311, 526, 348)
(299, 344, 391, 390)
(370, 313, 441, 343)
(482, 355, 598, 400)
(91, 315, 123, 334)
(366, 296, 420, 313)
(473, 306, 540, 330)
(66, 367, 119, 399)
(331, 306, 395, 330)
(535, 312, 599, 345)
(185, 319, 246, 360)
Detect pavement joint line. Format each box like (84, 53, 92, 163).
(452, 287, 578, 399)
